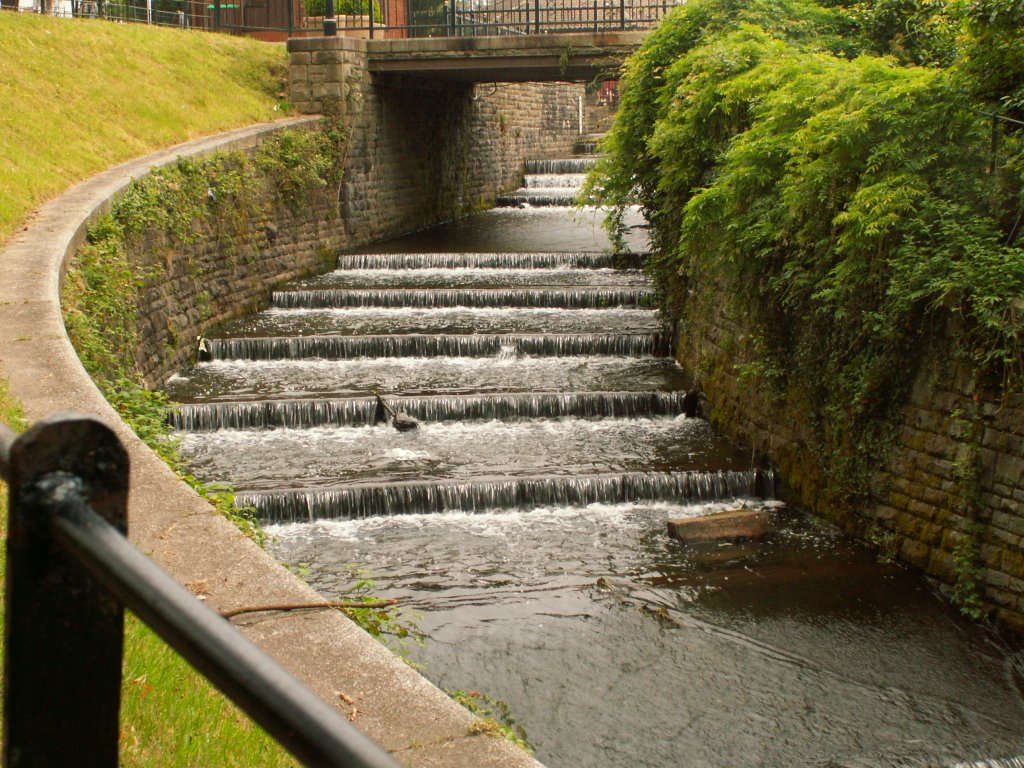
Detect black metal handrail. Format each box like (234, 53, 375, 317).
(5, 0, 676, 38)
(433, 0, 672, 37)
(0, 412, 400, 768)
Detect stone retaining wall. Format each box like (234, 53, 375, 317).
(870, 359, 1024, 629)
(125, 49, 582, 386)
(288, 36, 582, 242)
(677, 290, 1024, 632)
(0, 118, 546, 768)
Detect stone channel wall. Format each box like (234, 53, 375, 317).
(132, 149, 341, 385)
(0, 120, 546, 767)
(288, 35, 582, 244)
(129, 46, 582, 386)
(678, 292, 1024, 632)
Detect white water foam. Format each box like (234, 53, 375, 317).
(266, 498, 786, 543)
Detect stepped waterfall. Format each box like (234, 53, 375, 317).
(166, 155, 1024, 768)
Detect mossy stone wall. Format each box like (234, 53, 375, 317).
(678, 288, 1024, 633)
(127, 61, 581, 387)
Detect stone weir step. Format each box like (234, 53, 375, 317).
(200, 333, 669, 361)
(495, 190, 582, 208)
(209, 305, 664, 339)
(270, 287, 656, 310)
(164, 357, 691, 405)
(301, 267, 652, 290)
(523, 157, 598, 174)
(170, 390, 695, 431)
(333, 251, 647, 270)
(239, 469, 774, 523)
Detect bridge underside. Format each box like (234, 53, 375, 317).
(366, 32, 644, 82)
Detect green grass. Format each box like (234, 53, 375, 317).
(2, 388, 297, 767)
(0, 15, 302, 765)
(0, 12, 289, 243)
(120, 617, 299, 767)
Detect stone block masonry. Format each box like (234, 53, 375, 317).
(288, 35, 583, 242)
(676, 288, 1024, 633)
(127, 42, 583, 387)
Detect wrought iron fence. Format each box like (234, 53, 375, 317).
(5, 0, 317, 38)
(4, 0, 676, 37)
(423, 0, 675, 37)
(0, 412, 401, 768)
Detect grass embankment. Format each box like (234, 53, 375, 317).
(0, 11, 288, 243)
(0, 13, 297, 765)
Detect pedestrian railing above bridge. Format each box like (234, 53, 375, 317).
(5, 0, 679, 41)
(412, 0, 678, 38)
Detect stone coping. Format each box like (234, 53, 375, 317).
(0, 119, 543, 768)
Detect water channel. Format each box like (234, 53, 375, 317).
(166, 161, 1024, 767)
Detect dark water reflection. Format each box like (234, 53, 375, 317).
(190, 204, 1022, 767)
(354, 206, 650, 255)
(269, 502, 1024, 768)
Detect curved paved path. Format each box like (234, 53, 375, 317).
(0, 118, 542, 768)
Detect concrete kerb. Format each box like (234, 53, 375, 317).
(0, 119, 544, 768)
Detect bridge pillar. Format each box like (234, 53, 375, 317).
(288, 36, 365, 117)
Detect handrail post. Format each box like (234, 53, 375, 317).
(324, 0, 337, 35)
(4, 413, 129, 767)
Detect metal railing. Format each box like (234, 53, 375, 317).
(5, 0, 313, 38)
(0, 412, 401, 768)
(428, 0, 674, 37)
(4, 0, 676, 38)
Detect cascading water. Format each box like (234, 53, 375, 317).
(495, 157, 598, 207)
(167, 160, 1024, 768)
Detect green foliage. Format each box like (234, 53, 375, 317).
(333, 566, 424, 658)
(840, 0, 959, 66)
(448, 689, 532, 752)
(948, 406, 987, 619)
(63, 241, 266, 545)
(113, 153, 261, 246)
(865, 523, 900, 563)
(302, 0, 384, 21)
(955, 0, 1024, 116)
(588, 0, 1024, 511)
(255, 120, 350, 212)
(63, 120, 349, 545)
(951, 524, 985, 620)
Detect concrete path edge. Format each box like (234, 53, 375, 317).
(0, 119, 543, 768)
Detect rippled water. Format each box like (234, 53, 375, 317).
(268, 501, 1024, 768)
(172, 194, 1024, 767)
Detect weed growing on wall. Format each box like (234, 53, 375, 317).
(948, 404, 987, 619)
(335, 566, 424, 658)
(256, 116, 349, 212)
(63, 120, 350, 543)
(448, 689, 532, 752)
(63, 230, 266, 545)
(585, 0, 1024, 517)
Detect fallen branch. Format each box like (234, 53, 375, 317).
(220, 599, 398, 620)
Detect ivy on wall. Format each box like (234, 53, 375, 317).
(584, 0, 1023, 518)
(62, 118, 350, 542)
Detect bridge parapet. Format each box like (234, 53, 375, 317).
(365, 31, 645, 82)
(288, 28, 643, 100)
